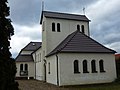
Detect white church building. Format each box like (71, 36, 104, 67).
(16, 11, 117, 86)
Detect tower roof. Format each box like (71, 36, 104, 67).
(40, 11, 90, 24)
(46, 30, 116, 57)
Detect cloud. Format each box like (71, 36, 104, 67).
(84, 0, 120, 53)
(10, 24, 42, 57)
(8, 0, 120, 57)
(8, 0, 41, 25)
(45, 0, 97, 13)
(8, 0, 97, 25)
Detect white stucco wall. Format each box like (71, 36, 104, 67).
(45, 18, 89, 55)
(57, 53, 116, 86)
(46, 55, 58, 85)
(32, 48, 45, 80)
(42, 15, 89, 57)
(16, 62, 35, 78)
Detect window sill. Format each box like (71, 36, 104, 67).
(92, 71, 98, 73)
(100, 71, 106, 73)
(74, 72, 80, 74)
(83, 71, 89, 73)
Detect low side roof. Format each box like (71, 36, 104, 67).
(40, 11, 90, 24)
(16, 55, 33, 62)
(46, 30, 116, 57)
(22, 42, 42, 51)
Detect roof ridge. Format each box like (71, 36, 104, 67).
(43, 11, 86, 17)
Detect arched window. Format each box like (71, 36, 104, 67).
(81, 25, 85, 33)
(83, 60, 89, 73)
(91, 60, 97, 73)
(57, 23, 60, 32)
(20, 64, 23, 71)
(52, 22, 55, 32)
(77, 25, 80, 30)
(74, 60, 80, 73)
(99, 60, 105, 72)
(25, 64, 28, 71)
(48, 62, 50, 74)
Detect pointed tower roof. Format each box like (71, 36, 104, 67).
(46, 30, 116, 57)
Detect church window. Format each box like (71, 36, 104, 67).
(57, 23, 60, 32)
(20, 64, 23, 71)
(81, 25, 85, 33)
(77, 25, 80, 30)
(52, 22, 55, 32)
(83, 60, 89, 73)
(91, 60, 97, 73)
(99, 60, 105, 72)
(48, 62, 50, 74)
(25, 64, 28, 71)
(74, 60, 80, 73)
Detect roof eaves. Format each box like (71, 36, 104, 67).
(82, 33, 116, 53)
(32, 46, 42, 54)
(40, 11, 90, 24)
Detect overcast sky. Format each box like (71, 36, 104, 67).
(8, 0, 120, 57)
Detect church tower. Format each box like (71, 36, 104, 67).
(40, 11, 90, 57)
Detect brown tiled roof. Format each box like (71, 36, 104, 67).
(46, 30, 116, 57)
(16, 55, 33, 62)
(40, 11, 90, 24)
(22, 42, 42, 51)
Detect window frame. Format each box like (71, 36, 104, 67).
(52, 22, 55, 32)
(48, 62, 50, 74)
(77, 24, 80, 31)
(91, 60, 97, 73)
(74, 60, 80, 74)
(99, 60, 105, 73)
(25, 64, 28, 71)
(20, 64, 23, 71)
(57, 23, 61, 32)
(81, 25, 85, 33)
(83, 60, 89, 73)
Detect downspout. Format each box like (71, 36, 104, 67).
(35, 52, 36, 79)
(56, 54, 59, 86)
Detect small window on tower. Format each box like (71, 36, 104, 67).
(52, 22, 55, 32)
(57, 23, 60, 32)
(81, 25, 85, 33)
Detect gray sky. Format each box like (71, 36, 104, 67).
(8, 0, 120, 57)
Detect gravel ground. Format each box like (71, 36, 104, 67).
(17, 80, 120, 90)
(17, 80, 79, 90)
